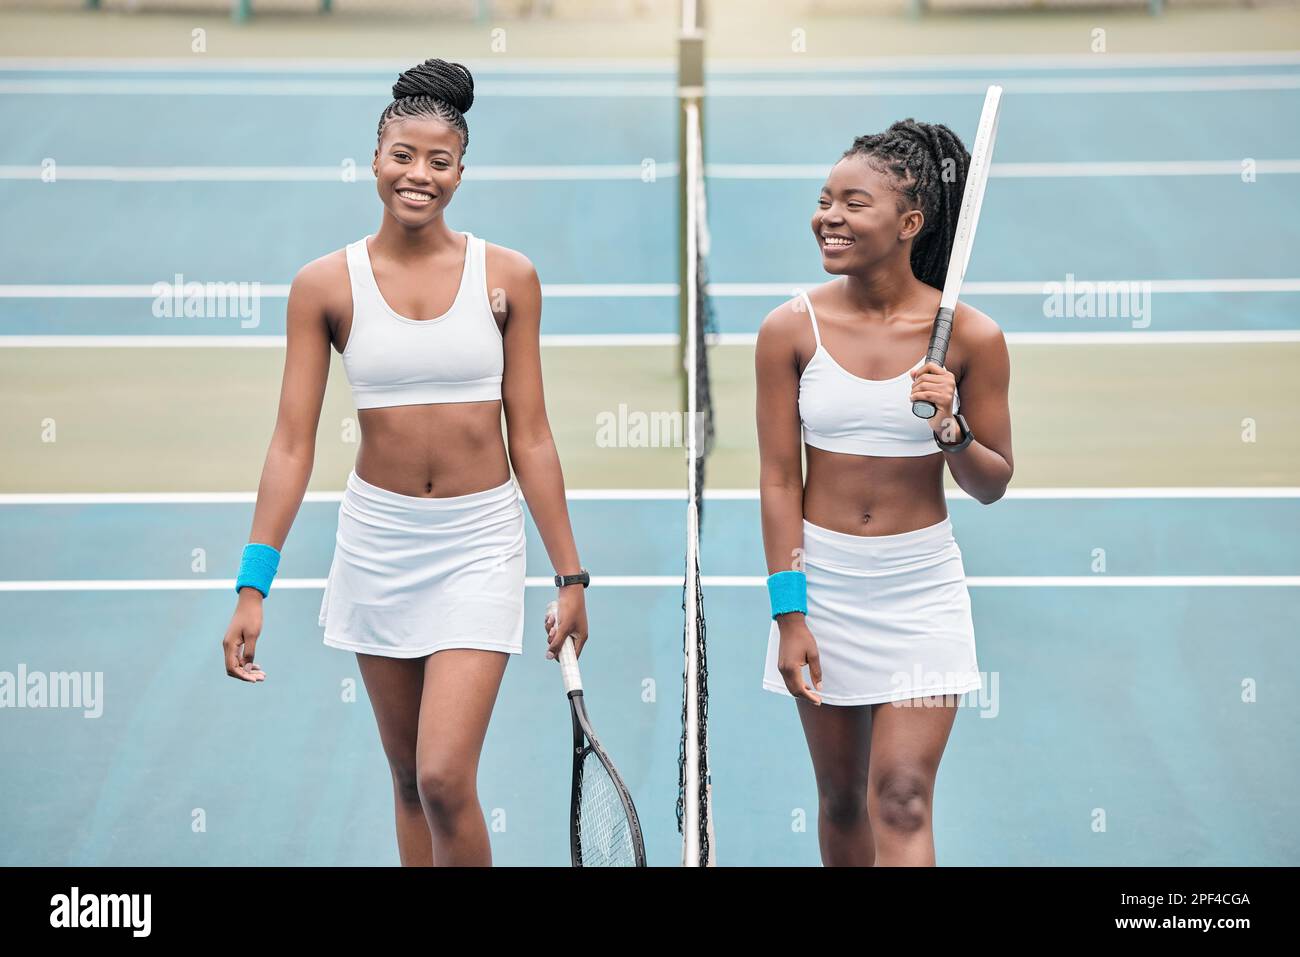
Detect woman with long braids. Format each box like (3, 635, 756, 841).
(221, 58, 592, 866)
(756, 119, 1014, 866)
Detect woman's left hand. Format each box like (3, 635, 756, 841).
(544, 588, 589, 660)
(910, 361, 958, 437)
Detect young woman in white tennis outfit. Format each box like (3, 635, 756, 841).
(756, 120, 1014, 866)
(221, 59, 592, 866)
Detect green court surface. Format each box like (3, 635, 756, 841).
(3, 342, 1297, 491)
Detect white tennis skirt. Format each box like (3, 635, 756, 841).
(318, 468, 527, 659)
(762, 517, 983, 706)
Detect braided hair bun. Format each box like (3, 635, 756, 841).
(391, 58, 474, 114)
(377, 58, 475, 154)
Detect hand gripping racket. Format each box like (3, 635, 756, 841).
(913, 84, 1003, 419)
(546, 601, 647, 867)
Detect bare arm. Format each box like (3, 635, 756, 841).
(241, 258, 333, 564)
(944, 304, 1014, 505)
(224, 256, 334, 681)
(756, 303, 807, 577)
(497, 248, 587, 656)
(756, 303, 823, 702)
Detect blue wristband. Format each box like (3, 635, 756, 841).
(767, 570, 807, 619)
(236, 543, 281, 598)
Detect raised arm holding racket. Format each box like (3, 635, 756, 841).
(911, 84, 1003, 425)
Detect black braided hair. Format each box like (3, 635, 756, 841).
(841, 119, 970, 290)
(376, 58, 475, 157)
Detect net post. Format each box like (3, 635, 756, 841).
(677, 2, 703, 411)
(678, 0, 714, 870)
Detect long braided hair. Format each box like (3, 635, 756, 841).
(376, 58, 475, 157)
(842, 119, 970, 290)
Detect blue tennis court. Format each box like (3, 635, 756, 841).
(2, 48, 1298, 864)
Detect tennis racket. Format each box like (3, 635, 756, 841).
(546, 600, 647, 867)
(913, 84, 1003, 419)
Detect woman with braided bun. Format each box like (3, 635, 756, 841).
(755, 119, 1014, 866)
(221, 58, 592, 866)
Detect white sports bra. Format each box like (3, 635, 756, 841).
(797, 289, 959, 457)
(341, 231, 503, 410)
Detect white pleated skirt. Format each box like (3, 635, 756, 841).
(319, 468, 527, 659)
(762, 517, 983, 706)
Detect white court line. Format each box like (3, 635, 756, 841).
(0, 164, 677, 182)
(1, 575, 1296, 591)
(710, 160, 1300, 179)
(5, 160, 1296, 182)
(0, 489, 690, 505)
(714, 331, 1300, 346)
(707, 52, 1300, 72)
(713, 279, 1300, 296)
(701, 576, 1300, 587)
(0, 79, 676, 96)
(706, 75, 1300, 96)
(701, 488, 1300, 500)
(0, 57, 681, 74)
(0, 576, 684, 591)
(1, 488, 1295, 505)
(0, 283, 674, 298)
(4, 279, 1298, 299)
(4, 331, 1300, 348)
(0, 334, 681, 348)
(2, 51, 1298, 71)
(4, 74, 1300, 96)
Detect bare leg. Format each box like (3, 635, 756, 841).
(415, 648, 510, 866)
(355, 652, 433, 866)
(867, 695, 962, 866)
(795, 699, 876, 866)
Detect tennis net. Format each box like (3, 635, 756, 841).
(675, 0, 717, 862)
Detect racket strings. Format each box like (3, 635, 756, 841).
(576, 747, 636, 866)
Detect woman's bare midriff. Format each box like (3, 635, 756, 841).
(802, 445, 949, 536)
(353, 400, 511, 498)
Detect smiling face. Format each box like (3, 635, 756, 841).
(812, 154, 925, 276)
(372, 116, 465, 225)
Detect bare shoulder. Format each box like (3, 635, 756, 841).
(291, 247, 350, 312)
(757, 295, 811, 349)
(483, 240, 538, 286)
(954, 299, 1006, 351)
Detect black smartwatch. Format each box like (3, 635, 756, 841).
(934, 413, 974, 453)
(554, 567, 590, 589)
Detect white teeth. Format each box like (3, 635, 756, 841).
(398, 190, 432, 201)
(823, 236, 853, 246)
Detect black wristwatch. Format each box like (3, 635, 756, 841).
(554, 567, 590, 589)
(934, 413, 974, 453)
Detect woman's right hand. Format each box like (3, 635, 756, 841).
(777, 615, 822, 705)
(223, 590, 267, 682)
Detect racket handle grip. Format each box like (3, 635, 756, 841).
(558, 637, 582, 694)
(913, 305, 955, 420)
(548, 600, 583, 693)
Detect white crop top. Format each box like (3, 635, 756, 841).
(797, 289, 959, 457)
(341, 231, 503, 410)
